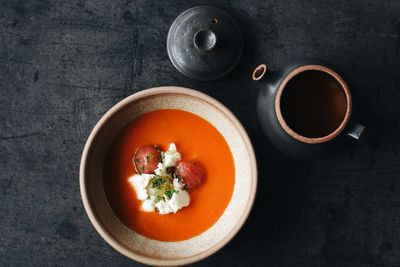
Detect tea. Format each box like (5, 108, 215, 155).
(280, 70, 347, 138)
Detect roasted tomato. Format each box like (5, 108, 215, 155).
(176, 161, 206, 189)
(133, 145, 161, 174)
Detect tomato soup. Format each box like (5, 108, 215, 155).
(103, 109, 235, 241)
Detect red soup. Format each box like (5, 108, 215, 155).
(103, 109, 235, 241)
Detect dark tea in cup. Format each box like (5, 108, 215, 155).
(279, 70, 349, 139)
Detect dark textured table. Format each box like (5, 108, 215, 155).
(1, 0, 400, 266)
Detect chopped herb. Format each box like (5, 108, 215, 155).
(140, 165, 145, 173)
(155, 195, 163, 203)
(146, 153, 154, 163)
(135, 158, 142, 163)
(165, 190, 172, 199)
(152, 175, 165, 189)
(161, 152, 165, 162)
(165, 189, 177, 199)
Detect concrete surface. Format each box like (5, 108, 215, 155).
(1, 0, 400, 266)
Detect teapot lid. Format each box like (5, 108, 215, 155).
(167, 6, 243, 81)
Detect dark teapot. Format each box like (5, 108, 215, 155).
(252, 60, 373, 160)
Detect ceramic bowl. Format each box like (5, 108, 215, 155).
(80, 86, 257, 266)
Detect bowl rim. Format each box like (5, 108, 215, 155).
(80, 86, 258, 266)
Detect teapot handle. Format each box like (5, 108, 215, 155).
(346, 123, 379, 151)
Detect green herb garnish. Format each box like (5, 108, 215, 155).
(152, 175, 165, 189)
(164, 189, 177, 199)
(161, 151, 165, 162)
(140, 165, 144, 173)
(155, 195, 163, 203)
(146, 153, 154, 163)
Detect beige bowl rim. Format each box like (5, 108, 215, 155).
(80, 86, 258, 266)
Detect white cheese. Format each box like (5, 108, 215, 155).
(142, 197, 155, 212)
(173, 178, 184, 190)
(128, 174, 154, 201)
(154, 162, 168, 176)
(163, 143, 181, 167)
(155, 200, 172, 214)
(167, 190, 190, 213)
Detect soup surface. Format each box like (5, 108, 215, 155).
(103, 109, 235, 241)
